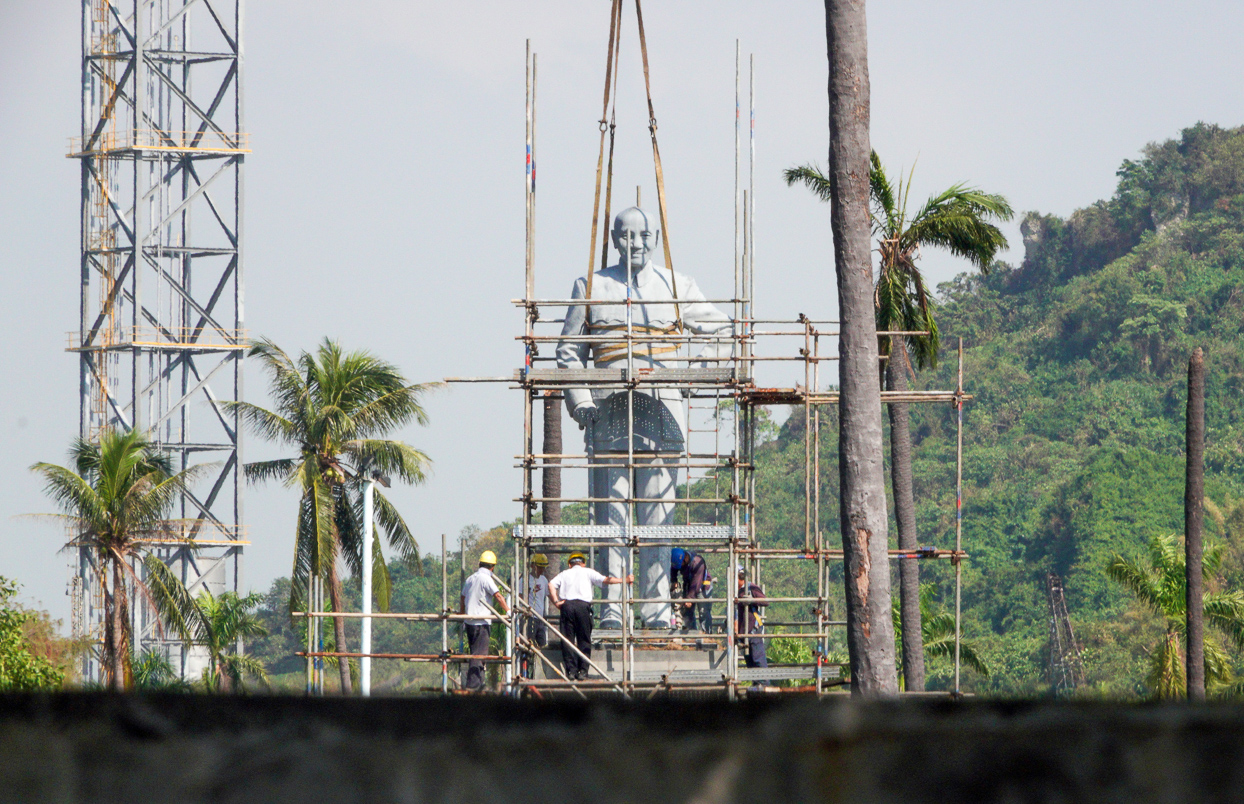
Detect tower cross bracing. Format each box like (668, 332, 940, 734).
(70, 0, 246, 681)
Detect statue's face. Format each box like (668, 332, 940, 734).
(611, 207, 660, 270)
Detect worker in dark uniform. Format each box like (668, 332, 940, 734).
(548, 553, 632, 681)
(735, 564, 770, 687)
(671, 547, 714, 632)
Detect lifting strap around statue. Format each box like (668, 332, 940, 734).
(634, 0, 682, 332)
(584, 0, 622, 303)
(583, 0, 684, 333)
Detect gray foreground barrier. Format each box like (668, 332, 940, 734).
(2, 693, 1243, 803)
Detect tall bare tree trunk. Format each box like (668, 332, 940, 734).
(1186, 346, 1205, 702)
(328, 561, 353, 694)
(826, 0, 898, 696)
(543, 391, 563, 525)
(887, 356, 924, 691)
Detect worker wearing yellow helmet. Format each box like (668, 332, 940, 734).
(547, 552, 632, 681)
(459, 549, 508, 691)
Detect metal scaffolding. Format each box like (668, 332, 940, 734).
(69, 0, 247, 682)
(299, 33, 972, 699)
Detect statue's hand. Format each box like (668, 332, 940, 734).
(572, 404, 600, 429)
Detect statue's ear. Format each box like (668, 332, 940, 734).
(654, 228, 661, 249)
(611, 227, 623, 252)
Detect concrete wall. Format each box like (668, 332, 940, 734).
(2, 693, 1244, 803)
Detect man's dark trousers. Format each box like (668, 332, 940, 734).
(745, 636, 770, 686)
(559, 600, 593, 678)
(464, 623, 490, 690)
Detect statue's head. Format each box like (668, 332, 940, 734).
(611, 207, 660, 270)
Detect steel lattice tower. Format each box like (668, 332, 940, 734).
(70, 0, 246, 681)
(1045, 572, 1086, 694)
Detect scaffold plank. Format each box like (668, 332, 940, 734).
(516, 524, 747, 541)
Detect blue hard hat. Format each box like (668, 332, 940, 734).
(670, 548, 687, 569)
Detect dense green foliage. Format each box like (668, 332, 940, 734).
(0, 578, 66, 691)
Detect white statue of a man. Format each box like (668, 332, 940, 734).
(556, 207, 731, 629)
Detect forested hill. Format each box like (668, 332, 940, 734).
(876, 122, 1244, 694)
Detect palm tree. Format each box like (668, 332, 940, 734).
(785, 153, 1012, 690)
(30, 429, 204, 690)
(824, 0, 899, 696)
(1107, 534, 1244, 699)
(225, 338, 433, 694)
(893, 585, 989, 683)
(132, 649, 191, 691)
(144, 569, 269, 692)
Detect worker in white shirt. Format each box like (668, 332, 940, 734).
(526, 553, 551, 647)
(521, 554, 551, 680)
(459, 550, 509, 691)
(547, 553, 632, 681)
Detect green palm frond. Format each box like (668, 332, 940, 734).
(373, 488, 422, 574)
(309, 472, 337, 579)
(349, 383, 438, 439)
(221, 401, 299, 446)
(1107, 550, 1168, 616)
(334, 486, 365, 580)
(343, 440, 432, 485)
(922, 610, 989, 676)
(219, 653, 270, 692)
(132, 650, 189, 691)
(142, 554, 206, 644)
(1205, 591, 1244, 650)
(869, 151, 898, 234)
(29, 464, 107, 535)
(1148, 630, 1185, 699)
(781, 164, 833, 203)
(243, 458, 298, 486)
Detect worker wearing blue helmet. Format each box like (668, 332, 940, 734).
(670, 548, 714, 632)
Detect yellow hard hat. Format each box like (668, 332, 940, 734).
(479, 550, 498, 566)
(568, 552, 587, 565)
(531, 553, 549, 566)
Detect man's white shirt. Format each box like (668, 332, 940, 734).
(526, 573, 549, 617)
(549, 564, 607, 603)
(462, 567, 501, 626)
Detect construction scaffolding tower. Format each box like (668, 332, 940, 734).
(69, 0, 248, 682)
(1046, 572, 1086, 694)
(299, 17, 973, 700)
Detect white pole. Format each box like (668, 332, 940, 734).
(362, 477, 375, 696)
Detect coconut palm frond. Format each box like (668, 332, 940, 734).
(348, 383, 439, 438)
(243, 458, 298, 486)
(343, 440, 432, 486)
(142, 554, 205, 644)
(308, 473, 337, 579)
(373, 488, 422, 574)
(30, 464, 107, 529)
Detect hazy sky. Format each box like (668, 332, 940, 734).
(3, 1, 1243, 622)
